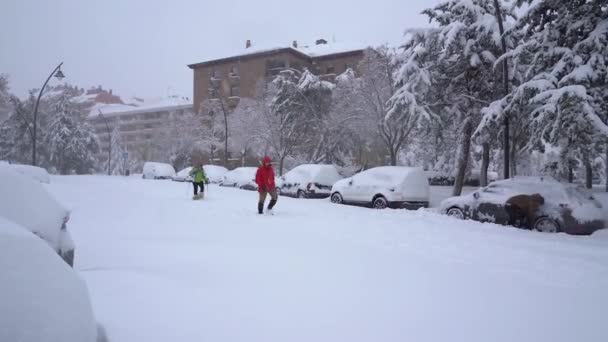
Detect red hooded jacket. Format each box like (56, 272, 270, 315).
(255, 156, 275, 192)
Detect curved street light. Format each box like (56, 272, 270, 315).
(31, 62, 65, 166)
(98, 110, 112, 175)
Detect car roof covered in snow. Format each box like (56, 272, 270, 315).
(9, 164, 51, 183)
(0, 165, 68, 250)
(0, 217, 97, 342)
(203, 165, 229, 181)
(143, 162, 176, 176)
(283, 164, 342, 185)
(355, 166, 427, 186)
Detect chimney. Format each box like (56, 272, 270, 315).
(246, 39, 252, 49)
(292, 40, 298, 48)
(316, 38, 328, 45)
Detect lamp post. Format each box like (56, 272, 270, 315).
(98, 110, 112, 175)
(32, 62, 65, 166)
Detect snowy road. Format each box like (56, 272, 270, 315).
(47, 176, 608, 342)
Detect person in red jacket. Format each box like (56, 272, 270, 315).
(255, 156, 278, 214)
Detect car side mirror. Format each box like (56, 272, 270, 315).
(473, 192, 480, 200)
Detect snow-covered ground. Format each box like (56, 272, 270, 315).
(46, 176, 608, 342)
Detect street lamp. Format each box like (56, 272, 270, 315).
(98, 110, 112, 175)
(31, 62, 65, 166)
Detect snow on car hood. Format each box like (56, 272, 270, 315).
(0, 165, 69, 250)
(0, 217, 97, 342)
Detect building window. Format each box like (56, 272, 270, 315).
(266, 59, 286, 76)
(345, 63, 352, 70)
(326, 65, 335, 74)
(230, 86, 240, 97)
(208, 88, 218, 99)
(230, 66, 238, 76)
(211, 69, 220, 79)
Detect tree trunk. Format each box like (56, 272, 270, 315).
(493, 0, 510, 179)
(568, 166, 574, 183)
(510, 143, 517, 176)
(605, 146, 608, 192)
(279, 156, 285, 176)
(480, 142, 490, 186)
(389, 149, 397, 166)
(585, 159, 593, 189)
(453, 120, 473, 196)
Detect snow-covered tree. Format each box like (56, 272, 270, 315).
(477, 0, 608, 187)
(44, 95, 99, 174)
(397, 0, 508, 195)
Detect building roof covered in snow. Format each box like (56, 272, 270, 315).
(88, 95, 192, 118)
(188, 39, 368, 69)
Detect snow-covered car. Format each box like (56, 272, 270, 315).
(439, 176, 605, 235)
(331, 166, 430, 209)
(9, 163, 51, 183)
(142, 162, 176, 180)
(220, 167, 258, 191)
(173, 167, 193, 182)
(278, 164, 342, 198)
(0, 165, 74, 266)
(0, 217, 98, 342)
(204, 164, 229, 183)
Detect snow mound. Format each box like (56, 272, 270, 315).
(9, 164, 51, 183)
(0, 217, 97, 342)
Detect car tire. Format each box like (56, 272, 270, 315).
(533, 217, 560, 233)
(297, 190, 306, 199)
(331, 192, 343, 204)
(373, 196, 388, 209)
(446, 207, 465, 220)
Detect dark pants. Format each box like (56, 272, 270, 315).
(193, 182, 205, 195)
(258, 189, 278, 214)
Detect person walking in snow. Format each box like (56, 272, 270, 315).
(189, 164, 208, 199)
(255, 156, 277, 214)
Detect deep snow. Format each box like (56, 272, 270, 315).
(46, 176, 608, 342)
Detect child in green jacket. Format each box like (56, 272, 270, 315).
(189, 164, 209, 199)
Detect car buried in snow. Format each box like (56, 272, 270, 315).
(440, 176, 606, 235)
(220, 167, 258, 191)
(330, 166, 430, 209)
(0, 165, 75, 266)
(142, 162, 176, 180)
(278, 164, 342, 199)
(0, 217, 103, 342)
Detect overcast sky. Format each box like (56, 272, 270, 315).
(0, 0, 437, 100)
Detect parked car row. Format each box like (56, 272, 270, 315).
(142, 161, 229, 183)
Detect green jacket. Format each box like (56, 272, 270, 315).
(189, 166, 208, 183)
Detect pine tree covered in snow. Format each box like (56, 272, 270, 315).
(44, 95, 99, 174)
(477, 0, 608, 185)
(393, 0, 508, 194)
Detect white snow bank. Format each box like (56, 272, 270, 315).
(9, 164, 51, 183)
(204, 165, 229, 183)
(0, 217, 97, 342)
(0, 165, 70, 252)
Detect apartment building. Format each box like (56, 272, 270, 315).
(87, 98, 192, 164)
(188, 39, 366, 113)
